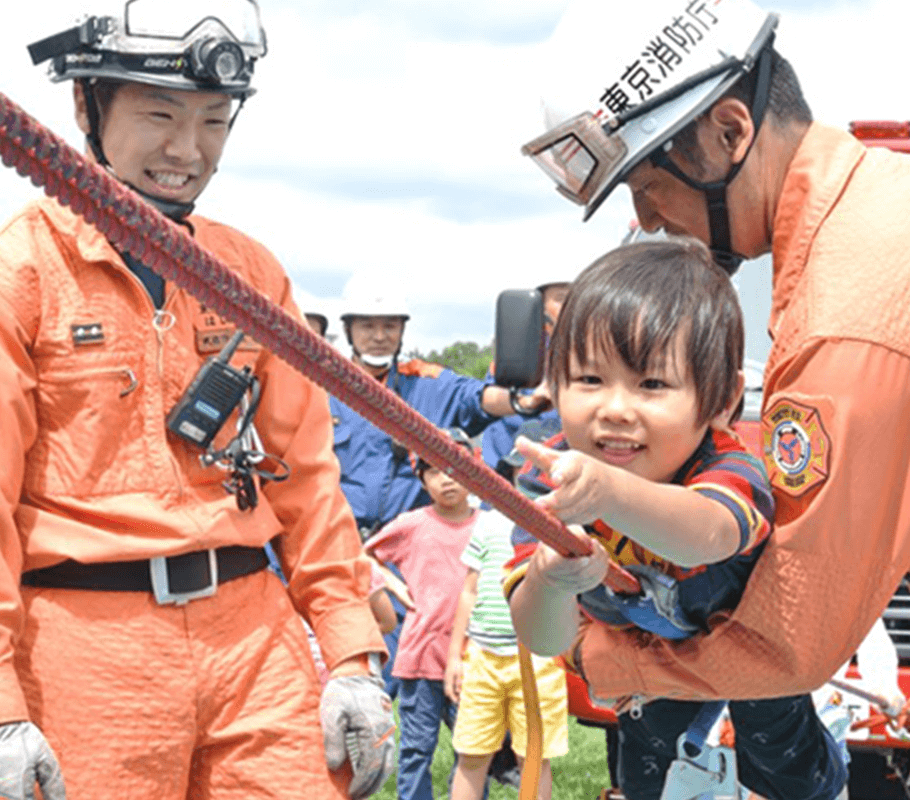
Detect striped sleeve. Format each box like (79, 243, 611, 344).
(684, 434, 774, 555)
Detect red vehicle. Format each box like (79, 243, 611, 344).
(567, 121, 910, 799)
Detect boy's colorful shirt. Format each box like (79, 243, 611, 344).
(503, 428, 774, 632)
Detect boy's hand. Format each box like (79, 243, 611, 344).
(515, 436, 613, 525)
(529, 535, 610, 595)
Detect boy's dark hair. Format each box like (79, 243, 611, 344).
(548, 237, 744, 426)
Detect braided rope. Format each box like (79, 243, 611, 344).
(0, 90, 618, 566)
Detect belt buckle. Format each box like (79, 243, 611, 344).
(150, 550, 218, 606)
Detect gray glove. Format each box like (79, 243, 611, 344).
(0, 722, 65, 800)
(320, 661, 395, 799)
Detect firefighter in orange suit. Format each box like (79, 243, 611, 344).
(511, 0, 910, 793)
(0, 3, 393, 799)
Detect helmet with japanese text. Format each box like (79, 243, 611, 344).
(28, 0, 266, 98)
(522, 0, 777, 225)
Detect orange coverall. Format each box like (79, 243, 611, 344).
(0, 198, 385, 798)
(575, 123, 910, 703)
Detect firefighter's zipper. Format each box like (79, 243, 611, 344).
(40, 365, 137, 397)
(151, 307, 184, 498)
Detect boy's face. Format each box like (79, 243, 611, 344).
(557, 332, 709, 483)
(420, 466, 470, 511)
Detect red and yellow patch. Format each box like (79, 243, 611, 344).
(763, 398, 831, 496)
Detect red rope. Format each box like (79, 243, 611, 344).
(0, 90, 646, 589)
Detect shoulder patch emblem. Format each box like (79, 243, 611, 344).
(763, 398, 831, 496)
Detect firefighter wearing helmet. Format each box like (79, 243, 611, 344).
(329, 274, 547, 720)
(0, 3, 394, 799)
(331, 272, 546, 542)
(339, 281, 412, 375)
(522, 0, 778, 274)
(515, 0, 910, 798)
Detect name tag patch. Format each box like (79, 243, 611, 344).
(71, 323, 105, 346)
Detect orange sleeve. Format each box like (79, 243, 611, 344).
(0, 226, 40, 722)
(578, 340, 910, 701)
(250, 272, 386, 672)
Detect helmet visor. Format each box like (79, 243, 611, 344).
(125, 0, 265, 53)
(521, 112, 627, 207)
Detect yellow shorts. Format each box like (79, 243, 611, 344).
(452, 640, 568, 759)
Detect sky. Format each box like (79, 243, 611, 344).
(0, 0, 906, 362)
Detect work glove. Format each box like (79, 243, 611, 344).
(320, 663, 396, 799)
(0, 721, 66, 800)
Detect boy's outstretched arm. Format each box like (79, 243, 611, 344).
(514, 436, 742, 567)
(508, 537, 609, 656)
(570, 342, 910, 702)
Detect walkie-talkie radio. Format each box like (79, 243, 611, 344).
(166, 330, 254, 449)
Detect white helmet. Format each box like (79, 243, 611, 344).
(522, 0, 777, 225)
(28, 0, 267, 219)
(339, 275, 410, 369)
(293, 286, 332, 338)
(28, 0, 266, 98)
(339, 274, 410, 323)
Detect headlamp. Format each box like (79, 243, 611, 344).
(191, 38, 247, 84)
(29, 1, 266, 97)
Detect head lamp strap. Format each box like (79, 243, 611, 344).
(28, 17, 110, 66)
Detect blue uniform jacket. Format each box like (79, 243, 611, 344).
(330, 358, 495, 535)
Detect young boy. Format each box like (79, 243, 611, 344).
(446, 501, 569, 800)
(364, 429, 478, 800)
(506, 239, 846, 800)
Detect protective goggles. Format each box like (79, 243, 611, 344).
(30, 0, 266, 93)
(125, 0, 266, 54)
(521, 112, 627, 208)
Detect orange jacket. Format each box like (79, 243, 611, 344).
(0, 198, 384, 721)
(577, 123, 910, 701)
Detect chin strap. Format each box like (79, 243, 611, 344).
(124, 183, 195, 221)
(648, 44, 774, 275)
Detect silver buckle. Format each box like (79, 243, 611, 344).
(150, 550, 218, 606)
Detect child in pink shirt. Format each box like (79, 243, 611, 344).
(364, 429, 477, 800)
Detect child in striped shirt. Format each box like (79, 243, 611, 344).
(506, 238, 846, 800)
(445, 508, 568, 800)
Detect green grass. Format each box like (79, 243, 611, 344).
(372, 702, 612, 799)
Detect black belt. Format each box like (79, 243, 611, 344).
(21, 545, 270, 605)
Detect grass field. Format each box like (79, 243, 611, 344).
(372, 703, 613, 800)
